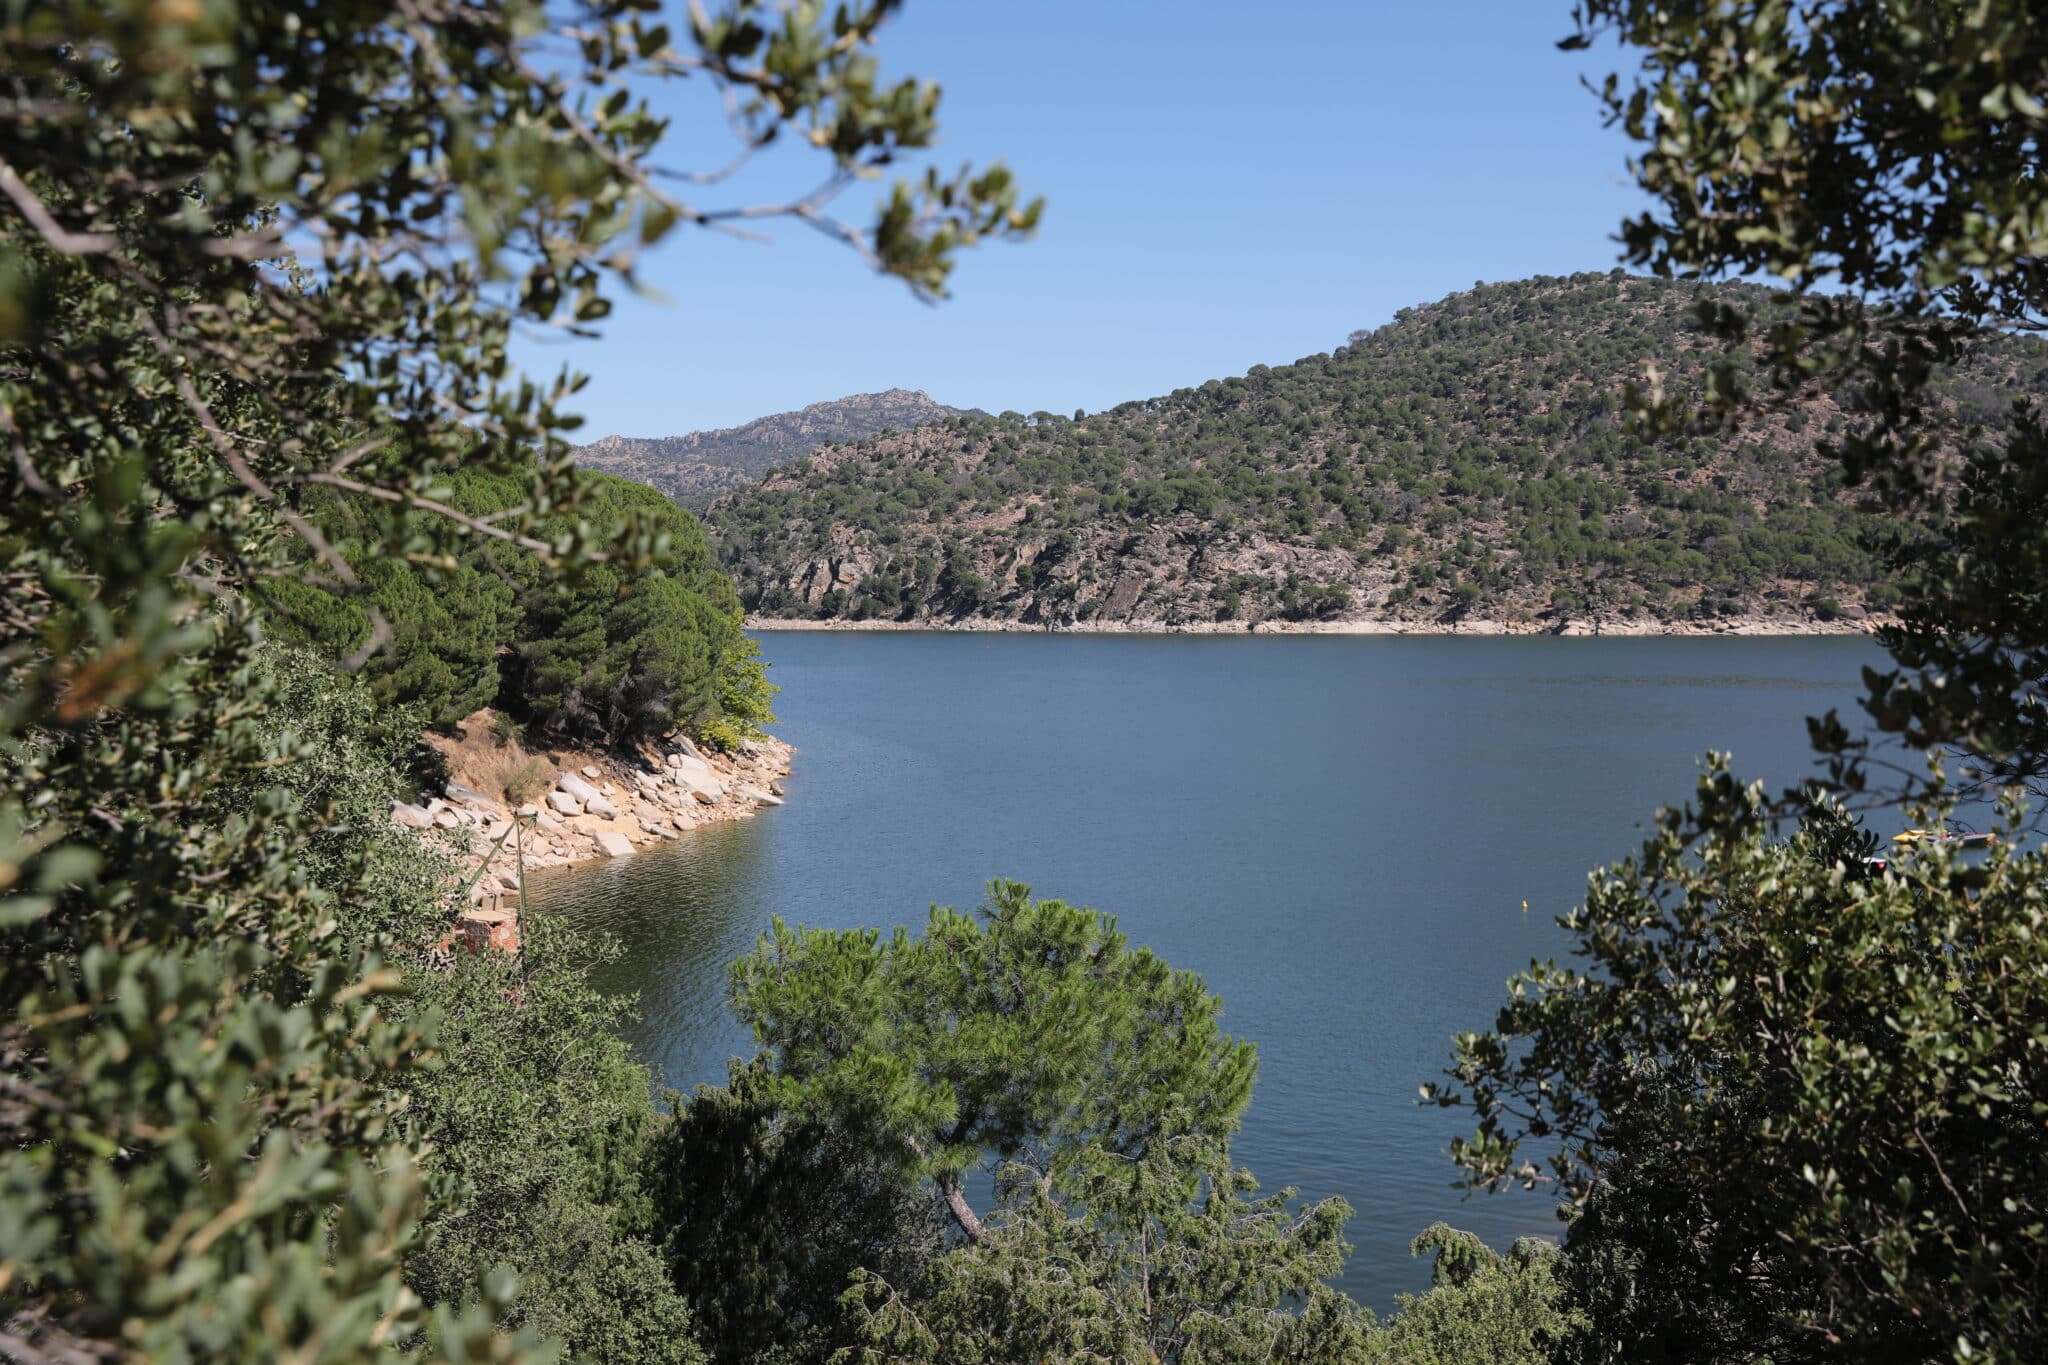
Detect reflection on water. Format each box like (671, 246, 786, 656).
(527, 632, 1883, 1310)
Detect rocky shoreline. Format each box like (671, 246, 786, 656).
(389, 724, 794, 955)
(745, 614, 1884, 638)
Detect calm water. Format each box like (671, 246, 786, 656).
(527, 632, 1879, 1309)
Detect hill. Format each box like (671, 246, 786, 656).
(573, 387, 976, 507)
(704, 273, 2045, 631)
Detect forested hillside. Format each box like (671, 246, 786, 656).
(707, 273, 2045, 628)
(575, 388, 974, 507)
(267, 465, 774, 749)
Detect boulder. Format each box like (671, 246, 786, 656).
(557, 772, 605, 805)
(583, 793, 619, 820)
(535, 809, 563, 830)
(691, 787, 720, 806)
(739, 785, 784, 807)
(445, 780, 502, 813)
(593, 830, 636, 858)
(432, 809, 461, 829)
(547, 790, 582, 816)
(667, 754, 718, 788)
(391, 802, 434, 829)
(667, 735, 704, 761)
(581, 764, 600, 778)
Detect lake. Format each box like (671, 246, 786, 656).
(526, 631, 1880, 1309)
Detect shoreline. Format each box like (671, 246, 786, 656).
(745, 615, 1884, 639)
(392, 727, 795, 955)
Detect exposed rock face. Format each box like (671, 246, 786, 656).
(394, 734, 798, 960)
(572, 389, 979, 508)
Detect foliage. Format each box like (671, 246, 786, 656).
(0, 0, 1032, 1356)
(391, 916, 698, 1361)
(710, 274, 2045, 627)
(837, 1135, 1369, 1365)
(644, 1060, 947, 1365)
(268, 548, 518, 728)
(1370, 1225, 1580, 1365)
(1564, 0, 2048, 797)
(1432, 780, 2048, 1362)
(729, 880, 1260, 1243)
(699, 636, 780, 751)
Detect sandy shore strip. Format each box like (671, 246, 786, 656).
(745, 615, 1884, 638)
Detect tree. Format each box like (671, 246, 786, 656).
(1372, 1225, 1581, 1365)
(1563, 0, 2048, 797)
(720, 881, 1364, 1362)
(1433, 781, 2047, 1363)
(0, 1, 1035, 1356)
(837, 1135, 1369, 1365)
(642, 1060, 947, 1364)
(504, 473, 748, 746)
(728, 880, 1260, 1244)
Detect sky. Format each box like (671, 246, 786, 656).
(523, 1, 1655, 439)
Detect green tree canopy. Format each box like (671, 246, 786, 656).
(728, 880, 1260, 1243)
(1435, 783, 2047, 1362)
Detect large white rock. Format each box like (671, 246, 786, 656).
(581, 764, 600, 778)
(738, 785, 784, 807)
(593, 831, 636, 858)
(391, 802, 435, 829)
(547, 790, 582, 816)
(444, 780, 503, 814)
(557, 772, 604, 804)
(584, 793, 618, 819)
(667, 755, 718, 788)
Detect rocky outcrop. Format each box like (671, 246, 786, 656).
(398, 732, 797, 958)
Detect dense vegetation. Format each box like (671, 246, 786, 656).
(0, 0, 1037, 1358)
(575, 389, 975, 508)
(709, 273, 2044, 628)
(7, 0, 2047, 1361)
(267, 466, 766, 749)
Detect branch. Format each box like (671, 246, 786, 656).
(935, 1172, 986, 1245)
(300, 472, 585, 560)
(0, 156, 116, 255)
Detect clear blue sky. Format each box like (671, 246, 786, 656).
(529, 1, 1650, 438)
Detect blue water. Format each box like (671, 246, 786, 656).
(527, 632, 1880, 1309)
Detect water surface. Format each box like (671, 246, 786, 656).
(528, 632, 1878, 1308)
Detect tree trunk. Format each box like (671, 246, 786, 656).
(936, 1173, 985, 1245)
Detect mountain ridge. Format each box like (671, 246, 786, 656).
(701, 273, 2044, 631)
(572, 387, 978, 507)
